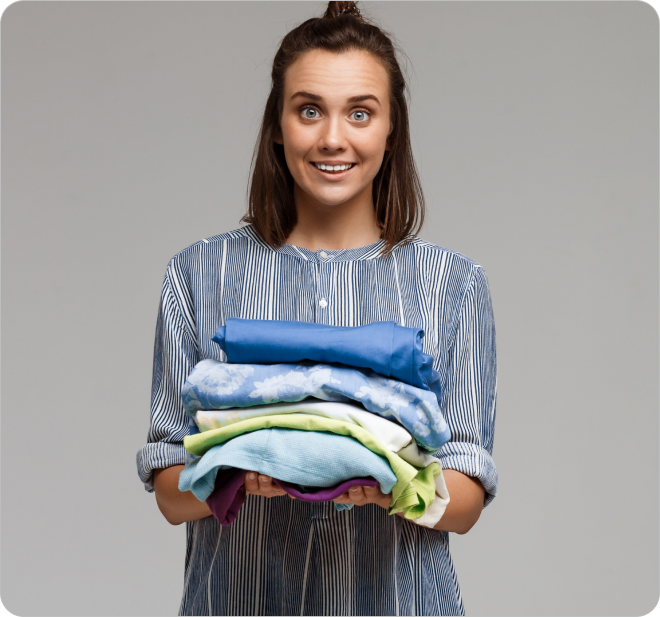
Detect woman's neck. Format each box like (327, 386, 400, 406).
(285, 184, 382, 251)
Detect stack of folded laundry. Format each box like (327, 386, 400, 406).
(177, 319, 452, 528)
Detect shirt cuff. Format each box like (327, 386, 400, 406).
(436, 442, 498, 508)
(136, 442, 191, 492)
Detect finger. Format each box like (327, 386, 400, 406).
(245, 472, 260, 494)
(333, 492, 351, 504)
(258, 474, 274, 494)
(362, 485, 380, 501)
(362, 485, 390, 508)
(257, 475, 287, 498)
(269, 479, 286, 496)
(348, 485, 366, 504)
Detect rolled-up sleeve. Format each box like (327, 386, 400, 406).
(136, 257, 199, 492)
(435, 264, 498, 507)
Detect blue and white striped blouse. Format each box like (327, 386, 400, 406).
(137, 224, 498, 616)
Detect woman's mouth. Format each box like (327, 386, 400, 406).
(311, 162, 356, 177)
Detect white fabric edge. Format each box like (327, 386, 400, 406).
(195, 400, 414, 452)
(411, 471, 450, 528)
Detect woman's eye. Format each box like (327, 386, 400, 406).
(350, 110, 370, 122)
(302, 107, 319, 119)
(300, 108, 369, 121)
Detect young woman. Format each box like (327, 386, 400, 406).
(137, 2, 497, 614)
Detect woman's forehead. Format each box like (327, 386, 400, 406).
(284, 49, 389, 102)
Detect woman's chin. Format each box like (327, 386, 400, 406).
(298, 184, 368, 209)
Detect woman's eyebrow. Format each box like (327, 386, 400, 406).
(290, 91, 380, 105)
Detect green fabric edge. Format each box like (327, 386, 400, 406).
(395, 464, 443, 520)
(184, 413, 433, 512)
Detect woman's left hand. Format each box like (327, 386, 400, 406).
(244, 472, 288, 498)
(332, 484, 391, 509)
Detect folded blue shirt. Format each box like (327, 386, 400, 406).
(178, 428, 397, 503)
(181, 359, 450, 451)
(212, 319, 441, 401)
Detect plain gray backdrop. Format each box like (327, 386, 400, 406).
(2, 1, 658, 615)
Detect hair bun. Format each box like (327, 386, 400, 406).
(323, 1, 362, 20)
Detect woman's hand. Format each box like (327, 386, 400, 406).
(332, 484, 391, 509)
(335, 471, 486, 534)
(244, 472, 291, 498)
(244, 472, 485, 535)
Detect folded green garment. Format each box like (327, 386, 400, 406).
(184, 414, 441, 520)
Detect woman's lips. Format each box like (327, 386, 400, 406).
(310, 162, 356, 180)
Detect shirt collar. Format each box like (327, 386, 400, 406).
(241, 225, 389, 263)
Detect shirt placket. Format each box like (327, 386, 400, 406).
(311, 248, 333, 520)
(314, 249, 333, 326)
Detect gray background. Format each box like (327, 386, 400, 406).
(2, 1, 658, 615)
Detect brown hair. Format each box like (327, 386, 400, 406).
(242, 0, 425, 254)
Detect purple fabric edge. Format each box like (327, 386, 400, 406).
(273, 477, 378, 501)
(206, 468, 247, 526)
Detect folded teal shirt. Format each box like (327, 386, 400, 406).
(179, 428, 397, 502)
(212, 318, 441, 401)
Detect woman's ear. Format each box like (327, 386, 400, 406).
(385, 122, 394, 151)
(273, 127, 283, 145)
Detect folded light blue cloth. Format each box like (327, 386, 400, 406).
(178, 428, 397, 505)
(212, 319, 441, 400)
(181, 360, 450, 452)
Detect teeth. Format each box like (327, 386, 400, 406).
(315, 163, 353, 172)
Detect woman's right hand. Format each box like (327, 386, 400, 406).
(244, 472, 293, 499)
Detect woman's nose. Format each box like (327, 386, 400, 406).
(318, 117, 346, 151)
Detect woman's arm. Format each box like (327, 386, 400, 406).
(333, 469, 486, 534)
(432, 470, 485, 533)
(153, 467, 288, 525)
(153, 466, 212, 525)
(155, 462, 482, 530)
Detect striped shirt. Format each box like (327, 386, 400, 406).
(137, 225, 498, 616)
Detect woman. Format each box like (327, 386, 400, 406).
(137, 2, 497, 614)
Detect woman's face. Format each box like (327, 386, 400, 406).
(276, 49, 391, 209)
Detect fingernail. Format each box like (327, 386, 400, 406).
(259, 476, 268, 483)
(248, 473, 256, 480)
(350, 486, 359, 492)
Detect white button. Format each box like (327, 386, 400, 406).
(319, 251, 328, 259)
(319, 298, 328, 308)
